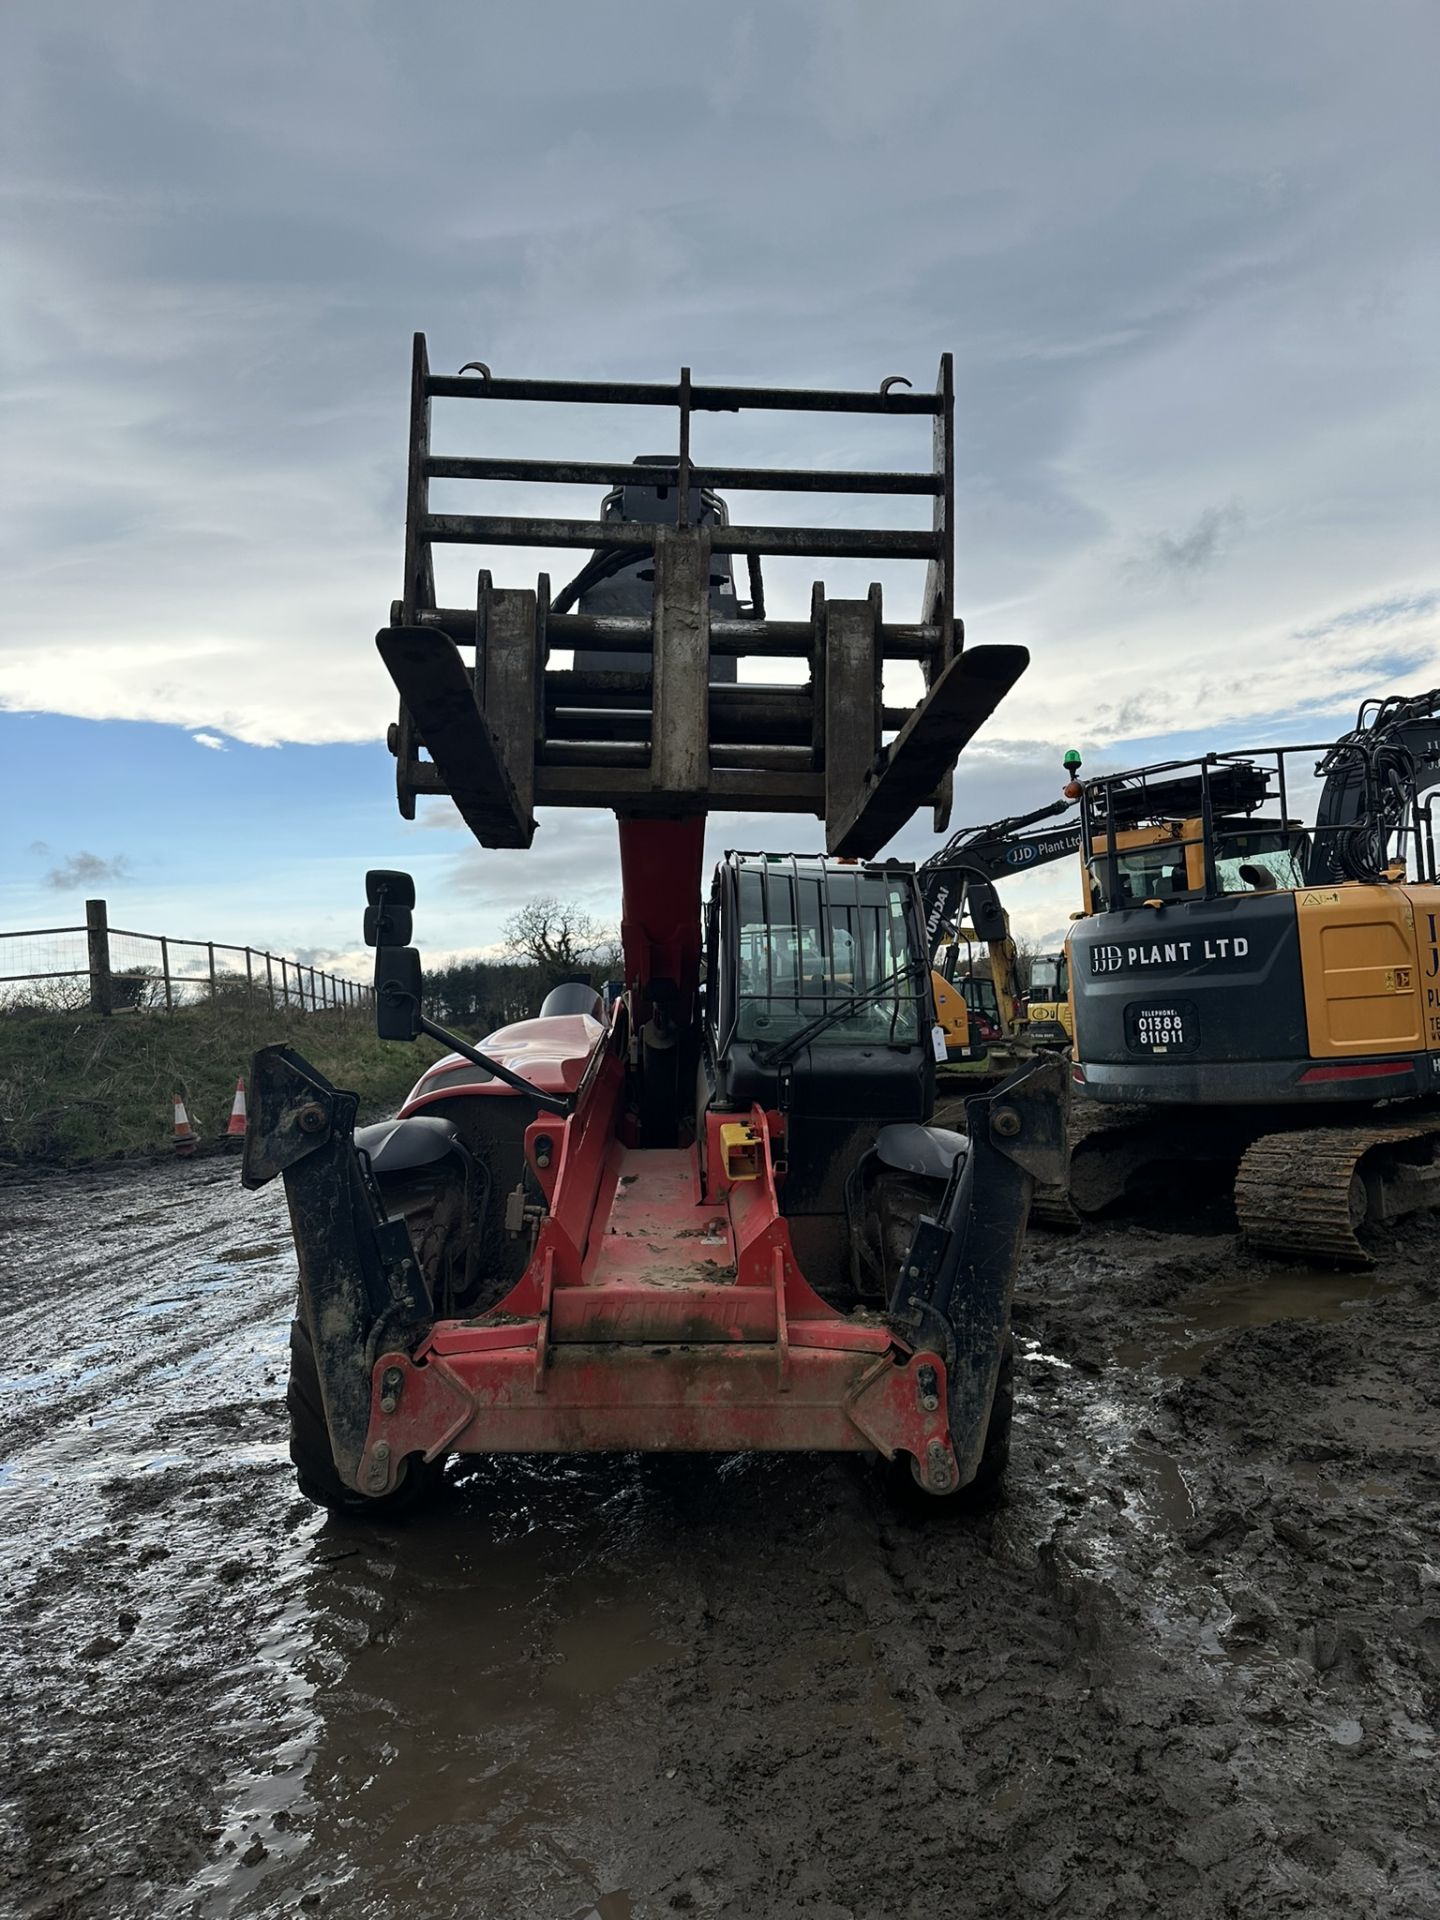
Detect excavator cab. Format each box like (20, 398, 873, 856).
(244, 341, 1065, 1508)
(1025, 951, 1073, 1047)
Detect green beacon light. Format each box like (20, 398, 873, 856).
(1062, 748, 1083, 800)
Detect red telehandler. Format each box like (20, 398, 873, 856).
(242, 341, 1064, 1511)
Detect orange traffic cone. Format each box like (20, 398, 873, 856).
(172, 1094, 198, 1158)
(225, 1076, 247, 1144)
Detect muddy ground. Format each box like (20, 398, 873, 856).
(1, 1162, 1437, 1920)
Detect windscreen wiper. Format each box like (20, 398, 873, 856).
(751, 964, 922, 1068)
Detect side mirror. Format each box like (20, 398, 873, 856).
(366, 869, 415, 909)
(375, 946, 423, 1041)
(364, 869, 415, 948)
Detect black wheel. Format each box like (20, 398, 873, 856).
(883, 1338, 1014, 1514)
(286, 1316, 445, 1518)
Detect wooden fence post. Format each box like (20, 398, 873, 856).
(160, 936, 173, 1010)
(85, 899, 112, 1016)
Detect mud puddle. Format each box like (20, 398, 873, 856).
(2, 1172, 1438, 1918)
(1113, 1265, 1400, 1375)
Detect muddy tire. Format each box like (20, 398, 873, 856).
(286, 1317, 445, 1518)
(959, 1337, 1014, 1508)
(885, 1338, 1014, 1514)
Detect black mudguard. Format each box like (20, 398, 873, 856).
(889, 1055, 1067, 1482)
(242, 1045, 431, 1490)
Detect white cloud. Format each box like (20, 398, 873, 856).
(1, 0, 1436, 955)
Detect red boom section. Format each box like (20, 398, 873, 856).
(356, 1032, 960, 1494)
(618, 815, 705, 1018)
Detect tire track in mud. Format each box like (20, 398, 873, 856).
(0, 1161, 307, 1919)
(1, 1167, 1437, 1919)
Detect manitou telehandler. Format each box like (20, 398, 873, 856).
(243, 341, 1063, 1512)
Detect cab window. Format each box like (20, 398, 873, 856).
(1088, 844, 1193, 909)
(1213, 832, 1307, 894)
(1030, 954, 1067, 998)
(735, 868, 919, 1046)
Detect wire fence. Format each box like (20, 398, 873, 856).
(0, 900, 374, 1018)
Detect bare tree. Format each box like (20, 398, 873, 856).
(1011, 931, 1044, 992)
(501, 897, 615, 978)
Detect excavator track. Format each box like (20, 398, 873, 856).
(1028, 1182, 1080, 1229)
(935, 1049, 1083, 1227)
(1234, 1114, 1440, 1266)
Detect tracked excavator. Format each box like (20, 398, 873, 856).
(1023, 950, 1073, 1048)
(918, 801, 1081, 1067)
(1065, 690, 1440, 1262)
(242, 340, 1063, 1512)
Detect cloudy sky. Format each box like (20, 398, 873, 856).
(3, 1, 1437, 972)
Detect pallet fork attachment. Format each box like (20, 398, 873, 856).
(381, 339, 1028, 853)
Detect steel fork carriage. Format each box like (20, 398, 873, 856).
(381, 337, 1026, 854)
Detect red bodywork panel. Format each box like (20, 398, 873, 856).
(400, 1010, 606, 1111)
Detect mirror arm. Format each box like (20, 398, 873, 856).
(414, 1012, 572, 1117)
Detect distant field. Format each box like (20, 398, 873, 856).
(0, 1006, 444, 1166)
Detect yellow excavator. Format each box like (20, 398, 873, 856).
(919, 802, 1082, 1067)
(929, 954, 988, 1064)
(1024, 950, 1072, 1047)
(1064, 691, 1440, 1261)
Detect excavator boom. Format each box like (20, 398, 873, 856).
(917, 801, 1081, 1056)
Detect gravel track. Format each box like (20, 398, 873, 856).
(1, 1162, 1436, 1919)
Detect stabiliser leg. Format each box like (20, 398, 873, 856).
(242, 1045, 431, 1491)
(889, 1056, 1067, 1480)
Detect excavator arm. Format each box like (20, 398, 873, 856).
(918, 801, 1081, 1043)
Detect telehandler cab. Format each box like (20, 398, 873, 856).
(243, 341, 1064, 1510)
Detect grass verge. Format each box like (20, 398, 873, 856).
(0, 1007, 445, 1167)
